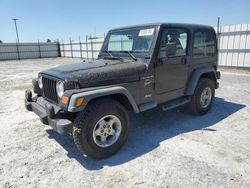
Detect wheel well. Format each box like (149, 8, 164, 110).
(87, 94, 134, 112)
(110, 94, 134, 111)
(200, 72, 216, 84)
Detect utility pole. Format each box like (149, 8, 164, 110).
(217, 17, 220, 34)
(94, 25, 96, 38)
(12, 18, 20, 43)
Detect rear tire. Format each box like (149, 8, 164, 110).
(188, 78, 215, 115)
(73, 98, 130, 159)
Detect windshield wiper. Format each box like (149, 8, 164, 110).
(105, 50, 113, 57)
(101, 50, 124, 60)
(120, 51, 137, 61)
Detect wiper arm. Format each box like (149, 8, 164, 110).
(105, 50, 113, 57)
(121, 51, 137, 61)
(101, 50, 124, 61)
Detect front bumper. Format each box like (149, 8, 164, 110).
(24, 90, 72, 135)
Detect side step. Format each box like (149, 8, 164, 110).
(162, 97, 190, 111)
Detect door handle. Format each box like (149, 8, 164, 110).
(156, 61, 163, 67)
(156, 58, 165, 67)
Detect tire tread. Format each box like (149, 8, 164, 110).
(72, 98, 129, 159)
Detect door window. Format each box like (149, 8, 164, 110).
(159, 28, 188, 58)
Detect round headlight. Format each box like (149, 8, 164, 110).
(56, 81, 64, 98)
(38, 76, 43, 89)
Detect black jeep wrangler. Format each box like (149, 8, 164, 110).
(25, 23, 220, 159)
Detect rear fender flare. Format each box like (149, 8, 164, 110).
(185, 67, 217, 95)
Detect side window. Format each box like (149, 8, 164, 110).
(193, 30, 216, 58)
(159, 28, 188, 58)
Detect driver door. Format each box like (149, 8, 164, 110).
(155, 28, 189, 94)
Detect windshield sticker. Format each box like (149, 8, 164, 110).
(139, 28, 155, 36)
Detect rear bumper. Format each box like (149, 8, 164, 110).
(24, 90, 72, 135)
(215, 82, 219, 89)
(216, 71, 220, 89)
(216, 71, 221, 79)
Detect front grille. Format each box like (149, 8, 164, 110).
(42, 77, 58, 103)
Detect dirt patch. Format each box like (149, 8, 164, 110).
(0, 58, 250, 187)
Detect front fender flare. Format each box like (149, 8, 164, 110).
(68, 86, 140, 113)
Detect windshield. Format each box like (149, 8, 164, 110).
(102, 27, 156, 53)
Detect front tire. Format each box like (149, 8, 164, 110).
(73, 99, 130, 159)
(188, 78, 215, 115)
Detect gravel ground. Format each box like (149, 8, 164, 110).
(0, 58, 250, 188)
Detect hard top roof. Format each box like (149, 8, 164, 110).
(110, 23, 214, 31)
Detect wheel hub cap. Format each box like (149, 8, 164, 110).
(93, 115, 122, 147)
(200, 87, 212, 108)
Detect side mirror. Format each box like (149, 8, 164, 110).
(165, 42, 176, 57)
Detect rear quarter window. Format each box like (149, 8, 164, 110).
(192, 29, 216, 58)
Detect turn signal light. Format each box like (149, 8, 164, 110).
(61, 96, 69, 105)
(75, 97, 84, 107)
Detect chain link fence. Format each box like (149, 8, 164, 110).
(60, 37, 104, 60)
(0, 42, 60, 61)
(216, 23, 250, 67)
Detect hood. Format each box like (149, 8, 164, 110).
(40, 58, 147, 88)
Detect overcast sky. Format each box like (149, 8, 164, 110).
(1, 0, 250, 42)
